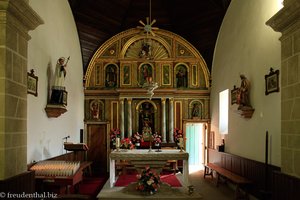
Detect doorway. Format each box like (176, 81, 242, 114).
(185, 123, 206, 173)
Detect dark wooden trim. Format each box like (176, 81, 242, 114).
(0, 171, 35, 196)
(208, 148, 280, 198)
(272, 171, 300, 200)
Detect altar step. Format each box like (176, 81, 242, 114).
(97, 173, 202, 200)
(114, 172, 182, 187)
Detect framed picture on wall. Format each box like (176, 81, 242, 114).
(27, 69, 38, 96)
(265, 68, 279, 95)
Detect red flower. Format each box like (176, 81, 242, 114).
(136, 167, 161, 194)
(110, 128, 121, 142)
(152, 132, 162, 144)
(174, 128, 184, 143)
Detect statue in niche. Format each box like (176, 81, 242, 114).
(105, 65, 117, 88)
(140, 64, 153, 85)
(176, 66, 187, 88)
(142, 120, 152, 142)
(139, 42, 151, 59)
(192, 103, 201, 118)
(139, 102, 154, 140)
(90, 100, 102, 120)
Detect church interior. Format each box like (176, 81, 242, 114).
(1, 0, 300, 199)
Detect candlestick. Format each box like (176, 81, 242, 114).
(116, 138, 120, 147)
(179, 138, 183, 147)
(148, 138, 152, 152)
(179, 138, 184, 152)
(116, 138, 120, 151)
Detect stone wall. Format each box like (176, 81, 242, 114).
(0, 0, 43, 180)
(267, 0, 300, 177)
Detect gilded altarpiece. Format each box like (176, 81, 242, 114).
(84, 28, 211, 150)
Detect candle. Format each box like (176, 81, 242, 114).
(116, 138, 120, 148)
(179, 138, 184, 148)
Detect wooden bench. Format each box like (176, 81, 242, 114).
(204, 163, 252, 199)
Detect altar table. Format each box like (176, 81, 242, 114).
(109, 149, 189, 188)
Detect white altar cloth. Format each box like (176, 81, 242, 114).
(109, 149, 189, 188)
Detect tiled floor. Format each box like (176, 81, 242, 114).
(97, 169, 236, 200)
(189, 170, 235, 200)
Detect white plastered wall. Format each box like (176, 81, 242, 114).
(27, 0, 84, 163)
(210, 0, 282, 166)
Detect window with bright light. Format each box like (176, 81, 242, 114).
(219, 89, 229, 134)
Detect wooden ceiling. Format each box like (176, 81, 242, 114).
(68, 0, 231, 73)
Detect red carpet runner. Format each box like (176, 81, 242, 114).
(114, 173, 182, 187)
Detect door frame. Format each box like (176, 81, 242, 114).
(183, 119, 210, 168)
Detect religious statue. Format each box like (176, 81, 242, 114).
(90, 100, 99, 120)
(139, 42, 151, 59)
(142, 64, 152, 84)
(105, 65, 116, 87)
(142, 120, 152, 141)
(192, 103, 201, 118)
(50, 56, 70, 104)
(176, 67, 187, 88)
(139, 102, 154, 140)
(237, 74, 252, 109)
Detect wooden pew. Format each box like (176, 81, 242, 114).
(204, 163, 252, 199)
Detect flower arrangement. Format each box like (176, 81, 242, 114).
(174, 128, 183, 143)
(121, 138, 133, 149)
(131, 132, 143, 145)
(152, 132, 162, 145)
(110, 128, 121, 143)
(136, 166, 161, 195)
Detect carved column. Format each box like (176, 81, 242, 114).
(119, 98, 125, 139)
(266, 0, 300, 177)
(169, 98, 174, 143)
(161, 98, 167, 143)
(127, 98, 132, 138)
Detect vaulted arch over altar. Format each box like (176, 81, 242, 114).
(84, 28, 211, 171)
